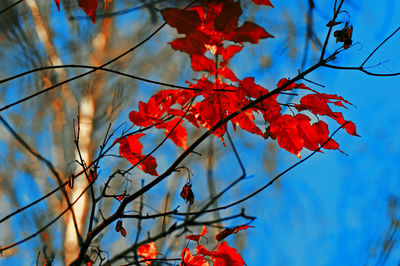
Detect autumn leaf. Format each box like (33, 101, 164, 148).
(224, 21, 274, 44)
(186, 225, 208, 243)
(161, 8, 202, 35)
(138, 242, 157, 266)
(197, 242, 244, 266)
(119, 134, 158, 176)
(180, 183, 194, 204)
(156, 118, 188, 150)
(214, 1, 242, 34)
(212, 242, 245, 266)
(181, 247, 209, 266)
(78, 0, 98, 23)
(221, 45, 243, 61)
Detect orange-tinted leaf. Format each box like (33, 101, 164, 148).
(78, 0, 98, 23)
(186, 225, 208, 243)
(138, 242, 157, 266)
(157, 118, 188, 149)
(181, 247, 209, 266)
(180, 183, 194, 204)
(252, 0, 274, 7)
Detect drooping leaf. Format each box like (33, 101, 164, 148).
(180, 183, 194, 204)
(334, 23, 353, 49)
(138, 242, 157, 266)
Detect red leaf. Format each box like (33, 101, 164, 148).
(215, 67, 239, 82)
(211, 242, 245, 266)
(225, 21, 274, 44)
(170, 33, 209, 55)
(191, 55, 217, 72)
(138, 242, 157, 266)
(156, 118, 188, 149)
(221, 45, 243, 61)
(270, 115, 304, 157)
(161, 8, 202, 34)
(231, 109, 263, 136)
(214, 1, 242, 33)
(180, 183, 194, 204)
(331, 112, 360, 136)
(53, 0, 60, 11)
(78, 0, 98, 23)
(119, 134, 158, 176)
(181, 247, 209, 266)
(252, 0, 274, 7)
(186, 225, 208, 243)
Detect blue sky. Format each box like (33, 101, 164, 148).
(235, 0, 400, 265)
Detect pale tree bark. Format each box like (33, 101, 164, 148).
(65, 94, 94, 265)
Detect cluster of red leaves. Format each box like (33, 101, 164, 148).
(137, 225, 251, 265)
(53, 0, 97, 23)
(117, 0, 358, 177)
